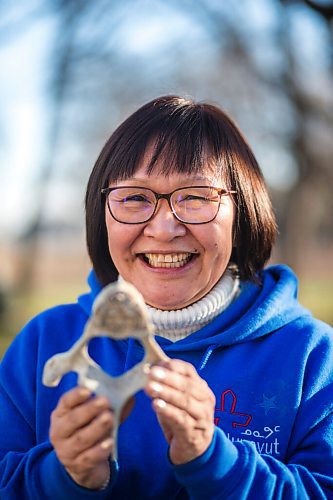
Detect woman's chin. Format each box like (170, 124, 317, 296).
(143, 291, 197, 311)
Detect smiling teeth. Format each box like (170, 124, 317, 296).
(144, 253, 192, 268)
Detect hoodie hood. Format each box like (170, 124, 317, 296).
(78, 265, 310, 354)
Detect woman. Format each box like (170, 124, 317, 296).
(0, 95, 332, 499)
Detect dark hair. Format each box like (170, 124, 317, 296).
(85, 95, 277, 285)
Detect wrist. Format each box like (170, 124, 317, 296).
(98, 462, 111, 490)
(66, 461, 111, 490)
(169, 427, 215, 465)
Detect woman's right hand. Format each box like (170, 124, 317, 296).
(49, 387, 114, 490)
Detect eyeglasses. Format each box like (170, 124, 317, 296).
(101, 185, 236, 225)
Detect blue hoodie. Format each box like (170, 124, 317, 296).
(0, 265, 332, 499)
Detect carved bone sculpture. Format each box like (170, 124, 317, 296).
(42, 280, 168, 459)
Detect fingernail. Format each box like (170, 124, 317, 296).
(151, 382, 163, 394)
(155, 398, 166, 409)
(78, 388, 91, 398)
(100, 412, 111, 424)
(151, 367, 166, 380)
(94, 397, 108, 407)
(101, 438, 113, 449)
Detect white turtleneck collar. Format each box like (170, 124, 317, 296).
(119, 266, 240, 342)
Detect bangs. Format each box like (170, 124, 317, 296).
(104, 97, 229, 185)
(145, 112, 206, 177)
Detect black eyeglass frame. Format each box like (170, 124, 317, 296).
(101, 185, 237, 225)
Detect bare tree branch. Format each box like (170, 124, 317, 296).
(303, 0, 333, 20)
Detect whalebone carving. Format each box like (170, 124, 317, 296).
(42, 280, 168, 459)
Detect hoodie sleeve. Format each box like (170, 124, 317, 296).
(0, 317, 117, 499)
(173, 421, 333, 499)
(173, 330, 333, 499)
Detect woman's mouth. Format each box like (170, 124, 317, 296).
(141, 252, 195, 268)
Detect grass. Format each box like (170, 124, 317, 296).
(0, 278, 332, 360)
(0, 284, 86, 360)
(298, 280, 333, 326)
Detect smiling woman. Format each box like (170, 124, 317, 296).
(0, 95, 332, 499)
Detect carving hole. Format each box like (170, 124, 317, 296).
(87, 336, 145, 377)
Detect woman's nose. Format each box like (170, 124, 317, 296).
(143, 199, 186, 240)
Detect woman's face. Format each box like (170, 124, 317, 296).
(105, 162, 235, 310)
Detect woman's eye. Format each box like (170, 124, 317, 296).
(183, 195, 206, 201)
(124, 195, 149, 202)
(182, 195, 212, 203)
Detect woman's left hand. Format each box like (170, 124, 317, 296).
(145, 359, 216, 465)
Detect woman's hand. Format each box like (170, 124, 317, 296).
(50, 387, 116, 490)
(145, 359, 216, 465)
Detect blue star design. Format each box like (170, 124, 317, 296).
(258, 394, 277, 415)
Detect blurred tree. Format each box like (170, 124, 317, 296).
(17, 0, 89, 291)
(303, 0, 333, 21)
(276, 0, 333, 269)
(4, 0, 126, 292)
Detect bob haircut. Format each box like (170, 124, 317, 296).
(86, 95, 277, 285)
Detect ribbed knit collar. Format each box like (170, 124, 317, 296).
(145, 266, 240, 342)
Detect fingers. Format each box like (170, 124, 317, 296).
(146, 359, 215, 417)
(145, 359, 215, 464)
(62, 410, 114, 460)
(49, 387, 115, 489)
(51, 388, 111, 440)
(56, 387, 92, 416)
(50, 387, 114, 458)
(69, 437, 113, 474)
(149, 380, 209, 421)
